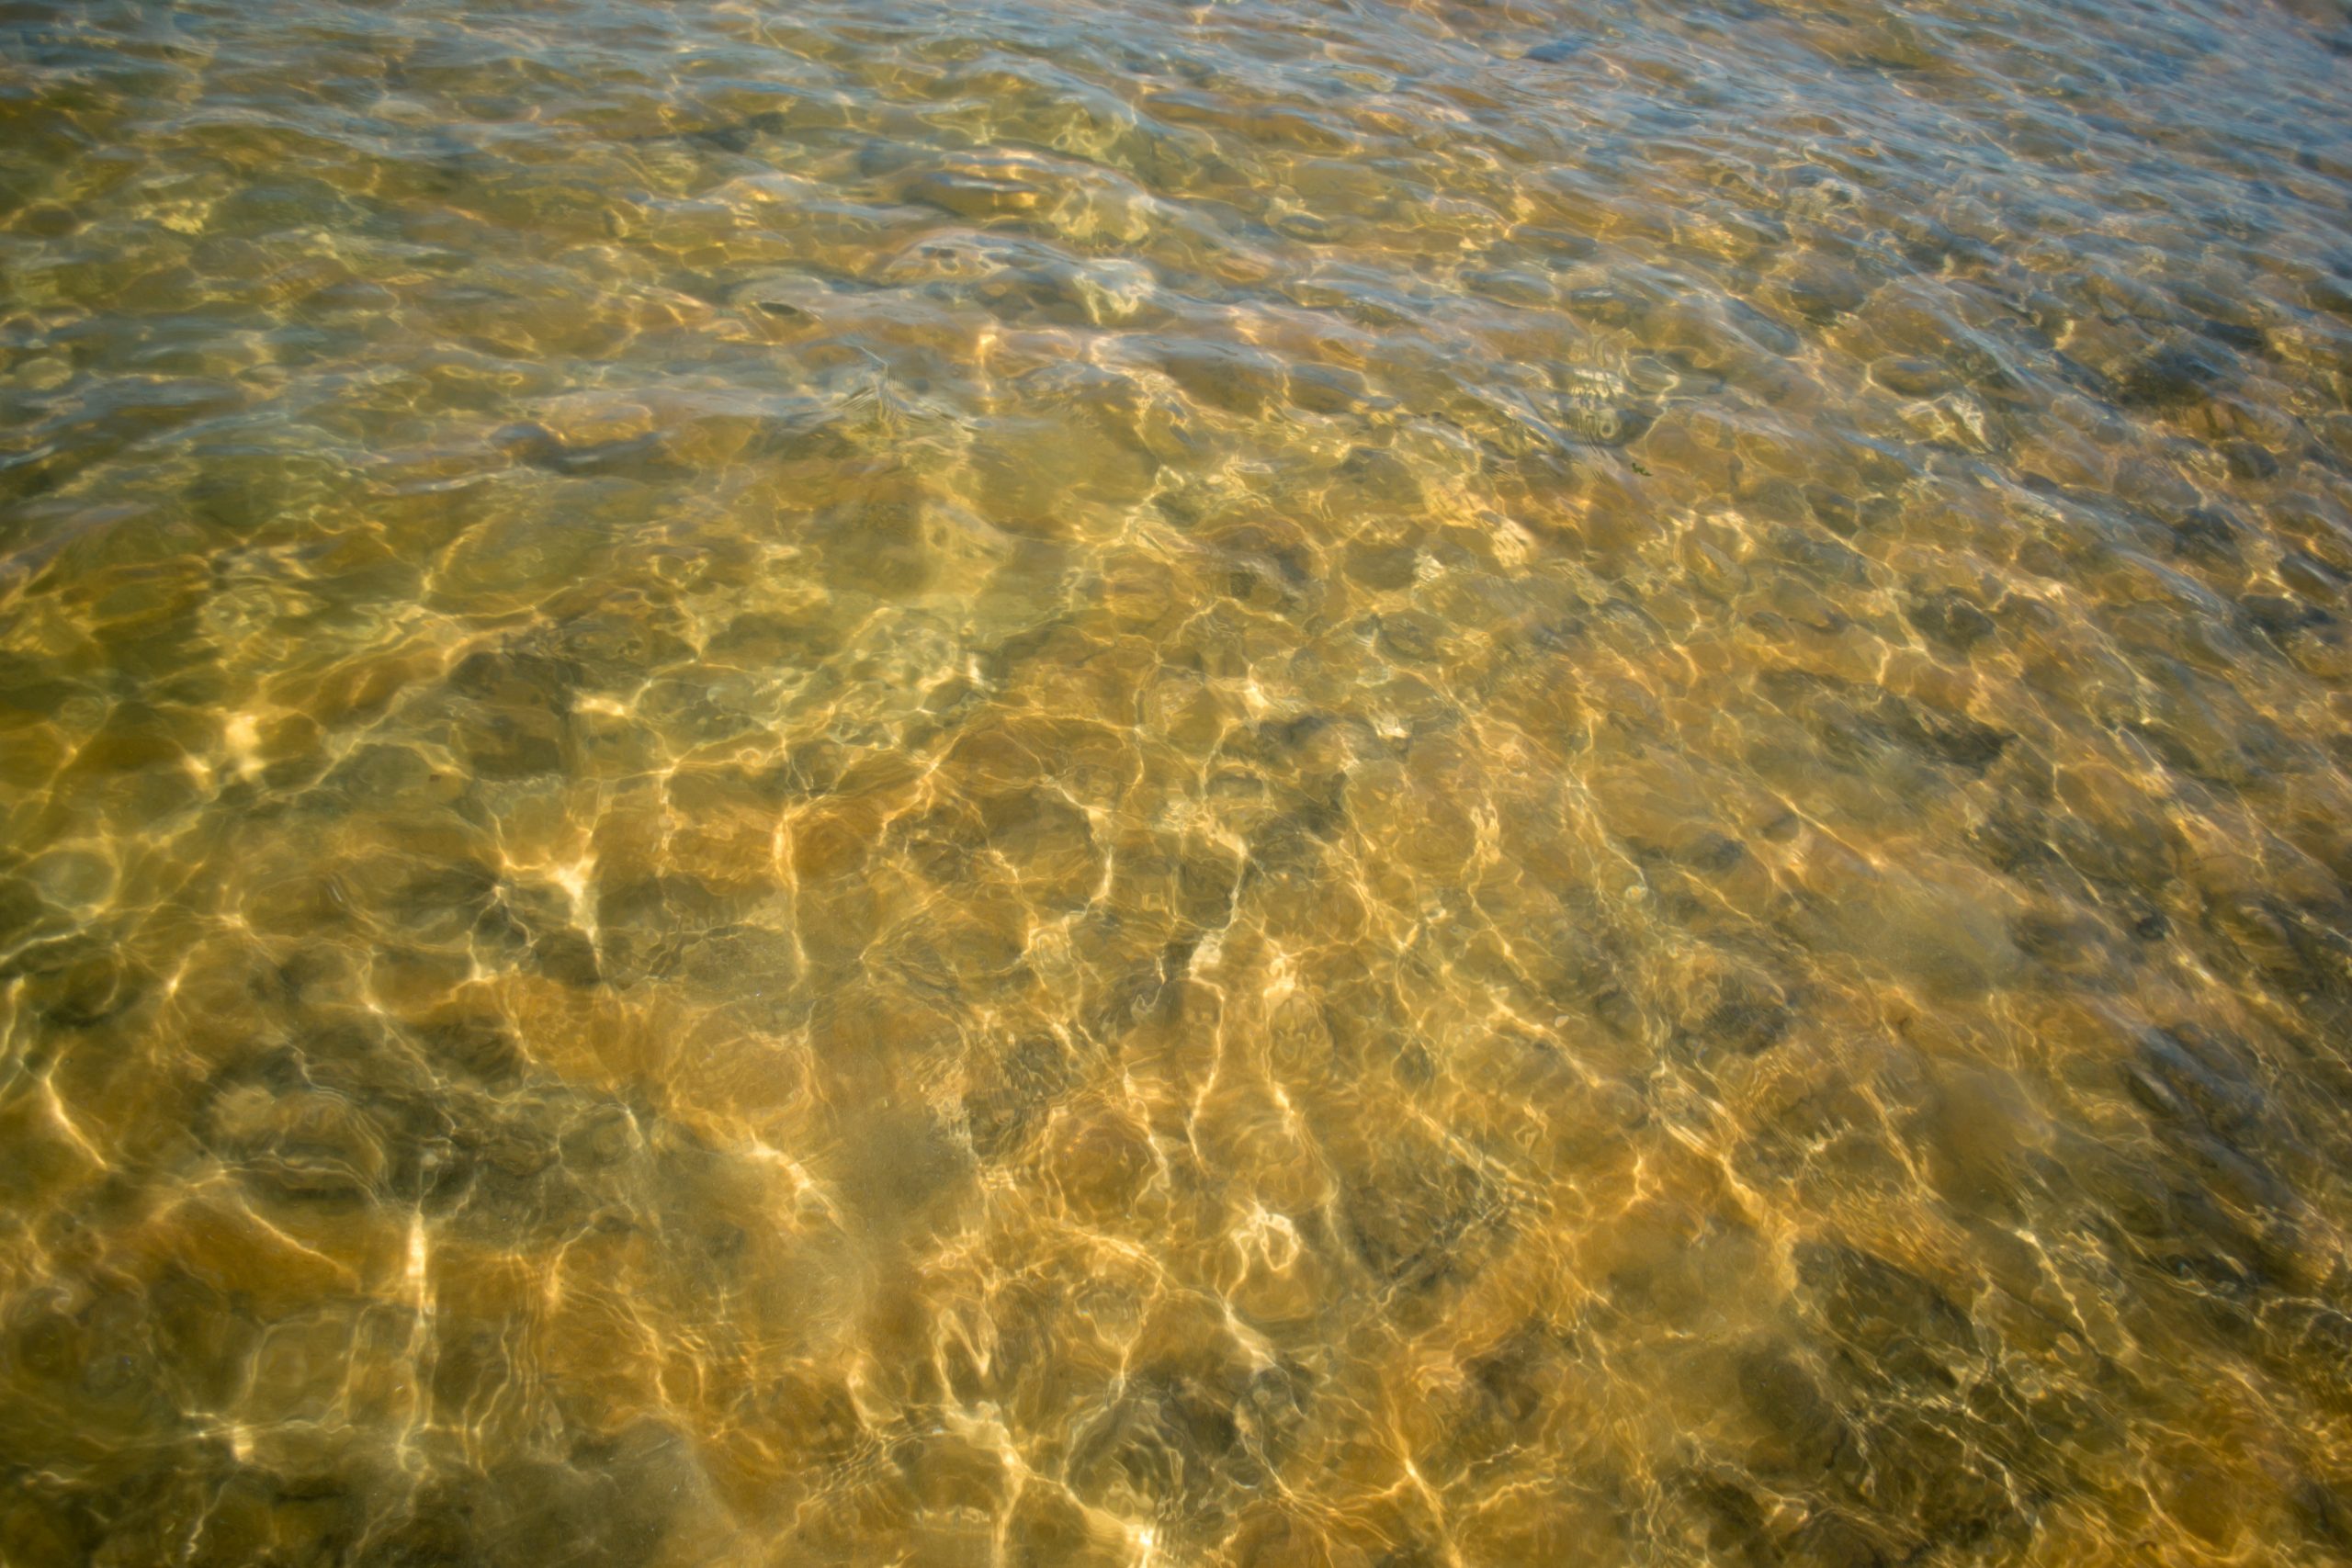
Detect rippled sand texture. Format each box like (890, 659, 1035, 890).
(7, 0, 2352, 1562)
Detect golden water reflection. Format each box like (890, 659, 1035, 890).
(7, 0, 2352, 1562)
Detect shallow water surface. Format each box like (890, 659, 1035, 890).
(6, 0, 2352, 1562)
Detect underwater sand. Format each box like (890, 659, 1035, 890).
(6, 0, 2352, 1562)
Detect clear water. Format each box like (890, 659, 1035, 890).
(6, 0, 2352, 1562)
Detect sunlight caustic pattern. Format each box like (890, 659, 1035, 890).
(6, 0, 2352, 1562)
